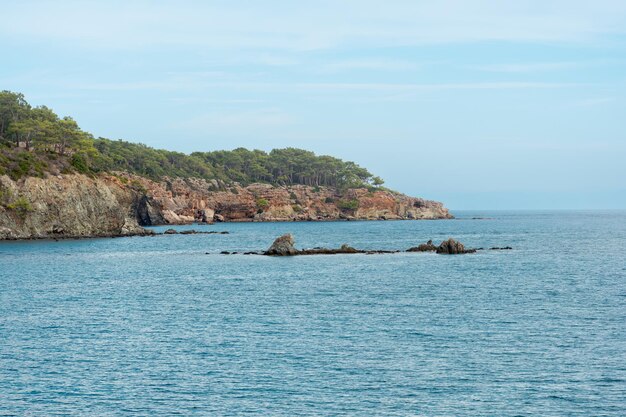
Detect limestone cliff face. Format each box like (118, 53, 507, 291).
(0, 174, 148, 240)
(0, 173, 452, 240)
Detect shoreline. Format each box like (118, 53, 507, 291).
(0, 217, 455, 242)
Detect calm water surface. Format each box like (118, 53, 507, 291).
(1, 211, 625, 416)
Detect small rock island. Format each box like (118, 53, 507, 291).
(252, 234, 508, 256)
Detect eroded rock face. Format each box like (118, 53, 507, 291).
(436, 238, 476, 254)
(0, 172, 453, 240)
(265, 234, 298, 256)
(0, 174, 150, 240)
(125, 174, 453, 225)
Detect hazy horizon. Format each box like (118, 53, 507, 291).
(2, 1, 625, 209)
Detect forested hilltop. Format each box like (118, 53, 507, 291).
(0, 91, 384, 189)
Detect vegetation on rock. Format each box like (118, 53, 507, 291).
(0, 91, 384, 190)
(336, 199, 360, 211)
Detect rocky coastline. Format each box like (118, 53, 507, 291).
(0, 173, 452, 240)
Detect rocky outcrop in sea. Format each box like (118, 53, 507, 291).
(257, 235, 507, 256)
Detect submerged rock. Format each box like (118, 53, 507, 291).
(265, 233, 298, 256)
(299, 246, 368, 255)
(162, 229, 229, 235)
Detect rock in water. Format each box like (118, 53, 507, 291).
(265, 233, 298, 256)
(407, 239, 437, 252)
(436, 238, 475, 254)
(339, 244, 359, 253)
(163, 228, 178, 234)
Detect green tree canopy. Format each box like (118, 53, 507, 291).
(0, 91, 385, 189)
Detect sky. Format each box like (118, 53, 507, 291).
(1, 0, 625, 209)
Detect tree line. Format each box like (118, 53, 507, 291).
(0, 91, 384, 188)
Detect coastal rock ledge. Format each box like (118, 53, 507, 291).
(0, 173, 452, 240)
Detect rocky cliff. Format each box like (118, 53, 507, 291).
(128, 174, 452, 224)
(0, 173, 452, 240)
(0, 174, 149, 240)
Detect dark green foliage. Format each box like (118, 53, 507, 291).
(0, 91, 386, 189)
(6, 196, 32, 212)
(191, 147, 376, 188)
(256, 198, 269, 210)
(324, 196, 335, 204)
(337, 199, 359, 211)
(4, 194, 33, 218)
(70, 153, 89, 173)
(0, 185, 10, 204)
(0, 153, 8, 176)
(1, 150, 49, 180)
(129, 179, 147, 193)
(92, 139, 218, 180)
(112, 174, 129, 184)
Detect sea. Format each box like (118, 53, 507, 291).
(1, 211, 625, 416)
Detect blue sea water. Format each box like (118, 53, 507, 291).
(1, 211, 625, 416)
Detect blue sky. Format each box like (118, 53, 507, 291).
(1, 0, 625, 209)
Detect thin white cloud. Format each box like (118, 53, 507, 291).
(319, 59, 422, 73)
(167, 98, 266, 105)
(2, 1, 626, 50)
(471, 61, 586, 73)
(291, 81, 585, 92)
(34, 76, 589, 94)
(571, 97, 616, 107)
(175, 108, 293, 131)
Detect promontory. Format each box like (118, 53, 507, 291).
(0, 91, 452, 240)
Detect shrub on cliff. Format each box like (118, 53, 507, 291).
(0, 149, 48, 179)
(70, 153, 90, 174)
(6, 196, 33, 216)
(337, 199, 359, 211)
(256, 198, 269, 210)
